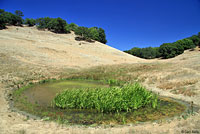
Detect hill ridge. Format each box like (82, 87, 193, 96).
(0, 26, 145, 68)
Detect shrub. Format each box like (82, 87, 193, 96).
(159, 43, 184, 59)
(47, 17, 67, 33)
(15, 10, 24, 17)
(88, 27, 99, 41)
(187, 35, 200, 47)
(125, 47, 160, 59)
(53, 83, 158, 113)
(175, 39, 195, 50)
(75, 26, 90, 39)
(0, 14, 6, 29)
(65, 23, 78, 32)
(74, 27, 107, 44)
(0, 11, 23, 26)
(14, 10, 24, 26)
(24, 18, 36, 26)
(126, 47, 141, 56)
(140, 47, 158, 59)
(97, 28, 107, 44)
(36, 17, 52, 29)
(36, 17, 67, 33)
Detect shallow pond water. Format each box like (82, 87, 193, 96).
(22, 80, 108, 106)
(13, 79, 194, 125)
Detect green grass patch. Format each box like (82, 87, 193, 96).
(53, 83, 158, 113)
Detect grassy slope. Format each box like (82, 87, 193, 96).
(0, 26, 145, 69)
(0, 26, 200, 133)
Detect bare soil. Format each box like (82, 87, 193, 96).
(0, 26, 199, 134)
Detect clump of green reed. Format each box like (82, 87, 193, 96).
(106, 79, 122, 86)
(53, 83, 158, 113)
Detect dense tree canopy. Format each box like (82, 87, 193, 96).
(65, 23, 78, 32)
(46, 17, 67, 33)
(24, 18, 36, 27)
(0, 16, 6, 29)
(97, 28, 107, 44)
(125, 33, 199, 59)
(0, 10, 23, 26)
(125, 47, 141, 56)
(75, 26, 90, 38)
(125, 47, 161, 59)
(88, 27, 99, 41)
(187, 35, 200, 47)
(175, 39, 195, 50)
(74, 26, 107, 43)
(36, 17, 68, 33)
(36, 17, 52, 29)
(159, 43, 184, 59)
(0, 10, 6, 29)
(15, 10, 24, 17)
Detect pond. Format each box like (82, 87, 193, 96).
(22, 80, 108, 107)
(12, 79, 192, 126)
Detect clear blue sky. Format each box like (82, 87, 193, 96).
(1, 0, 200, 50)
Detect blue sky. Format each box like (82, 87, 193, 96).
(1, 0, 200, 50)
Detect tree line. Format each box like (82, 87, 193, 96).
(0, 9, 24, 29)
(125, 33, 200, 59)
(0, 9, 107, 44)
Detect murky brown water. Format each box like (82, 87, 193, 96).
(22, 80, 108, 106)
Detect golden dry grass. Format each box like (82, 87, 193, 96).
(0, 26, 200, 134)
(157, 79, 199, 90)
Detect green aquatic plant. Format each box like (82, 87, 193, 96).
(53, 83, 158, 113)
(106, 79, 122, 86)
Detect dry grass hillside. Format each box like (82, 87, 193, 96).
(0, 26, 200, 134)
(0, 26, 145, 69)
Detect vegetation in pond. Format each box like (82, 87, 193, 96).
(16, 79, 108, 107)
(53, 83, 158, 113)
(12, 79, 189, 126)
(13, 92, 187, 125)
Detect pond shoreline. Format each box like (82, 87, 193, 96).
(8, 78, 199, 127)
